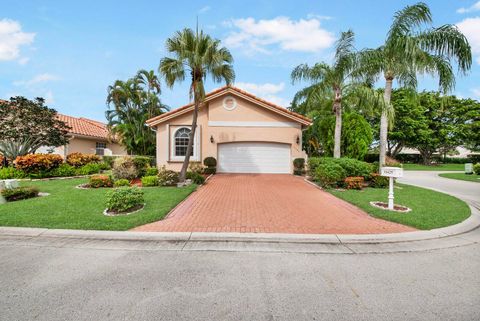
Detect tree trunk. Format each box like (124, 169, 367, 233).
(379, 77, 393, 166)
(333, 100, 342, 158)
(179, 95, 199, 183)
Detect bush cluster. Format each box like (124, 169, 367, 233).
(145, 167, 158, 176)
(113, 179, 130, 187)
(132, 156, 151, 177)
(76, 163, 101, 175)
(186, 171, 205, 184)
(157, 166, 179, 186)
(49, 163, 77, 177)
(105, 187, 144, 213)
(310, 157, 374, 188)
(315, 162, 346, 187)
(15, 154, 63, 174)
(141, 175, 159, 187)
(370, 173, 389, 188)
(66, 152, 101, 167)
(293, 158, 305, 176)
(344, 176, 364, 190)
(473, 163, 480, 175)
(112, 156, 138, 180)
(89, 174, 113, 188)
(1, 186, 39, 202)
(0, 166, 26, 179)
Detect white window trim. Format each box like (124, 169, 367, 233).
(170, 126, 200, 162)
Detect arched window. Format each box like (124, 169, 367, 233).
(174, 127, 193, 156)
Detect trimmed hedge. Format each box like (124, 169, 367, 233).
(186, 171, 205, 184)
(0, 166, 26, 179)
(15, 154, 63, 173)
(89, 174, 113, 188)
(315, 163, 346, 187)
(473, 163, 480, 175)
(66, 152, 101, 167)
(1, 186, 39, 202)
(113, 179, 131, 187)
(141, 175, 159, 187)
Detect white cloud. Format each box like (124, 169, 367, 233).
(18, 57, 30, 65)
(457, 17, 480, 64)
(224, 16, 335, 54)
(198, 6, 210, 14)
(457, 1, 480, 13)
(0, 18, 35, 62)
(44, 90, 54, 104)
(235, 82, 290, 107)
(472, 87, 480, 97)
(13, 73, 59, 86)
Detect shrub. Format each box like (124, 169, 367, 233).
(370, 173, 389, 188)
(49, 163, 76, 177)
(0, 154, 4, 167)
(203, 167, 216, 175)
(186, 171, 205, 184)
(102, 156, 117, 168)
(105, 187, 144, 213)
(385, 156, 402, 168)
(307, 157, 323, 175)
(1, 186, 39, 202)
(333, 158, 372, 178)
(144, 166, 158, 176)
(141, 175, 159, 187)
(66, 152, 101, 167)
(76, 163, 101, 175)
(132, 156, 151, 177)
(15, 154, 63, 173)
(112, 156, 138, 180)
(89, 174, 113, 188)
(98, 162, 111, 171)
(113, 179, 130, 187)
(314, 162, 346, 188)
(473, 163, 480, 175)
(189, 161, 203, 174)
(0, 167, 26, 179)
(157, 166, 179, 186)
(293, 158, 305, 169)
(344, 176, 364, 190)
(203, 157, 217, 167)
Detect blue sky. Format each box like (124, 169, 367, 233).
(1, 0, 480, 121)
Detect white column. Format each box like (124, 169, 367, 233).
(388, 177, 394, 210)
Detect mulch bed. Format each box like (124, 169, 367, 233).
(370, 201, 411, 213)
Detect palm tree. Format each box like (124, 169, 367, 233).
(291, 30, 385, 158)
(159, 28, 235, 182)
(106, 70, 168, 155)
(359, 2, 472, 166)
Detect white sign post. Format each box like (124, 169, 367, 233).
(380, 167, 404, 210)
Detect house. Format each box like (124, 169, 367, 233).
(146, 86, 312, 174)
(37, 114, 127, 158)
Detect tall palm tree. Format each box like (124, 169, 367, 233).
(159, 28, 235, 182)
(359, 2, 472, 166)
(291, 30, 385, 158)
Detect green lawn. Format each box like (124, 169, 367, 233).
(0, 178, 196, 230)
(402, 163, 465, 171)
(438, 172, 480, 183)
(329, 183, 470, 230)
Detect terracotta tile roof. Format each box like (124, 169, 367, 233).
(146, 85, 312, 126)
(56, 114, 111, 140)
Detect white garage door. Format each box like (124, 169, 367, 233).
(218, 142, 291, 174)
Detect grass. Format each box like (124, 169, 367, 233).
(329, 183, 470, 230)
(402, 163, 464, 171)
(438, 172, 480, 183)
(0, 178, 197, 230)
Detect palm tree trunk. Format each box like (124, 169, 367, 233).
(179, 96, 199, 183)
(379, 77, 393, 166)
(333, 100, 342, 158)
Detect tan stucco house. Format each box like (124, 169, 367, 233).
(146, 86, 312, 174)
(37, 114, 127, 158)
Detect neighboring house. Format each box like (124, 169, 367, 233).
(146, 86, 312, 174)
(399, 146, 479, 158)
(37, 114, 127, 157)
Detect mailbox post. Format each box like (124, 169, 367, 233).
(380, 167, 404, 210)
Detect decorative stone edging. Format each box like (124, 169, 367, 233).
(103, 204, 145, 217)
(369, 201, 412, 213)
(38, 192, 50, 197)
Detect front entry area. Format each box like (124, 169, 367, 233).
(217, 142, 291, 174)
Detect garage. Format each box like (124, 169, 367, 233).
(217, 142, 291, 174)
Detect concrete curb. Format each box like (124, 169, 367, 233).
(1, 205, 478, 245)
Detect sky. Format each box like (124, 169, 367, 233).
(1, 0, 480, 122)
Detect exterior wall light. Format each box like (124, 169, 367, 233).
(210, 135, 214, 143)
(296, 135, 300, 145)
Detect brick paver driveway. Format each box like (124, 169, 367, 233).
(133, 174, 414, 234)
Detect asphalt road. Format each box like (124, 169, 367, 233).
(1, 172, 479, 321)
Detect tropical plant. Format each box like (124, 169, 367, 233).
(0, 97, 70, 159)
(358, 2, 472, 165)
(112, 156, 138, 180)
(106, 70, 169, 156)
(291, 30, 385, 158)
(159, 27, 235, 181)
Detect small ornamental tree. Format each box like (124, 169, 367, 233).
(0, 97, 71, 159)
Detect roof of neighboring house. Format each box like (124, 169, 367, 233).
(56, 114, 112, 140)
(146, 85, 312, 126)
